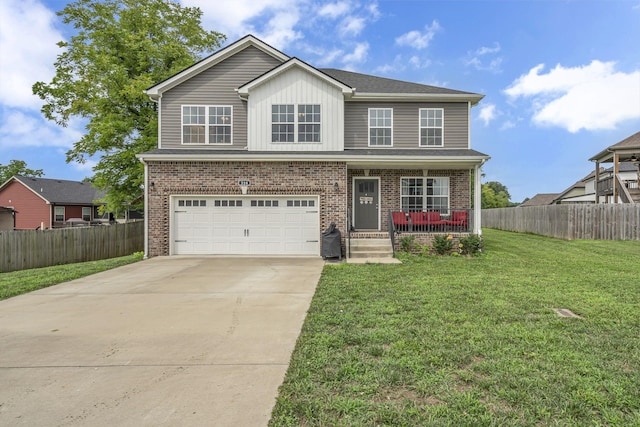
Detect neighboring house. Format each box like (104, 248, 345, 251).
(551, 169, 603, 204)
(138, 35, 489, 257)
(519, 193, 559, 207)
(0, 176, 104, 229)
(589, 131, 640, 204)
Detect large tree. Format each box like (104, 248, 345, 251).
(0, 160, 44, 184)
(33, 0, 224, 212)
(481, 181, 517, 208)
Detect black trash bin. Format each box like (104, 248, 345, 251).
(321, 222, 342, 260)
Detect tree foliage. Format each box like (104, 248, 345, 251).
(481, 181, 516, 209)
(33, 0, 224, 212)
(0, 160, 44, 184)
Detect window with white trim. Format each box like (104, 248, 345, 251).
(298, 104, 320, 142)
(400, 177, 449, 213)
(272, 104, 294, 142)
(54, 206, 65, 222)
(182, 105, 232, 144)
(82, 207, 91, 221)
(272, 104, 321, 143)
(419, 108, 443, 147)
(369, 108, 392, 146)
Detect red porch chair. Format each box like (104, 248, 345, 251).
(391, 211, 410, 231)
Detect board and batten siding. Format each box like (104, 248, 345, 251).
(344, 102, 469, 149)
(159, 46, 283, 149)
(247, 67, 344, 151)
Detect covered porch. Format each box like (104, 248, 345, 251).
(590, 132, 640, 204)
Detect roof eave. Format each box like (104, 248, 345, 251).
(137, 152, 490, 166)
(349, 93, 485, 105)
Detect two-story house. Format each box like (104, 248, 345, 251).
(138, 35, 489, 258)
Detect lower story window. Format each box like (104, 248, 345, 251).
(401, 177, 449, 213)
(82, 207, 91, 221)
(54, 206, 65, 222)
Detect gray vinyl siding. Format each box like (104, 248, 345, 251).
(344, 102, 469, 149)
(160, 46, 282, 149)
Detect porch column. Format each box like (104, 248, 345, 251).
(613, 153, 619, 204)
(474, 164, 482, 235)
(595, 161, 600, 204)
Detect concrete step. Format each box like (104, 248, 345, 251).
(349, 238, 391, 247)
(349, 238, 394, 259)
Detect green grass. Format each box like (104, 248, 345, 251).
(0, 252, 144, 300)
(270, 229, 640, 426)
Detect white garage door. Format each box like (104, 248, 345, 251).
(172, 196, 320, 255)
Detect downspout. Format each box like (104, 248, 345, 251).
(142, 159, 149, 259)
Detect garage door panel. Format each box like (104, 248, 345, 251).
(173, 197, 320, 255)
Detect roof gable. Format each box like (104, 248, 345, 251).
(145, 35, 289, 99)
(237, 58, 354, 99)
(589, 131, 640, 162)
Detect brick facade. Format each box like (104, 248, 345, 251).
(145, 161, 471, 256)
(146, 161, 347, 256)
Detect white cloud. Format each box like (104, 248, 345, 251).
(505, 61, 640, 132)
(180, 0, 302, 49)
(342, 42, 369, 67)
(318, 1, 350, 19)
(465, 42, 502, 73)
(0, 108, 84, 149)
(395, 20, 441, 50)
(478, 104, 497, 126)
(500, 120, 516, 131)
(339, 16, 366, 36)
(0, 0, 63, 110)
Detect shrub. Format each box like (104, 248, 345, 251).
(459, 234, 483, 255)
(432, 234, 454, 255)
(399, 235, 417, 253)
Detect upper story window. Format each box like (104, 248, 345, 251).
(272, 104, 321, 143)
(182, 105, 232, 144)
(272, 105, 294, 142)
(419, 108, 443, 147)
(298, 104, 321, 142)
(369, 108, 392, 146)
(400, 177, 449, 214)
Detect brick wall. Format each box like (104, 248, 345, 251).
(146, 161, 347, 256)
(347, 168, 471, 231)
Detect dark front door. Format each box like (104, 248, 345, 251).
(354, 178, 379, 229)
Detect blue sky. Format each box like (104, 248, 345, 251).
(1, 0, 639, 202)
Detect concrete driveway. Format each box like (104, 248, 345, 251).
(0, 256, 324, 426)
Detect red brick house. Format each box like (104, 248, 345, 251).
(0, 176, 104, 230)
(138, 35, 489, 258)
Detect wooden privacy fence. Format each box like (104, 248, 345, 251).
(1, 221, 144, 272)
(482, 205, 640, 240)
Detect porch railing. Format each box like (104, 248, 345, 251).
(597, 176, 639, 196)
(387, 210, 396, 257)
(390, 209, 473, 234)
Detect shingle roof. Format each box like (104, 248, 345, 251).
(320, 68, 479, 96)
(519, 193, 559, 207)
(14, 176, 104, 205)
(609, 131, 640, 150)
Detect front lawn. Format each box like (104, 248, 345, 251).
(270, 229, 640, 426)
(0, 253, 144, 300)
